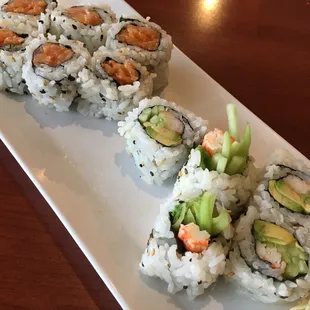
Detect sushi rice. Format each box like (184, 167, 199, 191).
(0, 0, 57, 34)
(23, 33, 90, 111)
(76, 46, 155, 120)
(49, 5, 117, 54)
(118, 96, 208, 185)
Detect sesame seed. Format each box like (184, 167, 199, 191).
(39, 20, 44, 24)
(40, 89, 46, 94)
(72, 24, 77, 30)
(150, 171, 154, 176)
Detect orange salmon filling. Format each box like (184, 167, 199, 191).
(101, 59, 139, 85)
(65, 6, 103, 26)
(33, 43, 73, 67)
(0, 29, 24, 46)
(2, 0, 47, 15)
(116, 24, 160, 51)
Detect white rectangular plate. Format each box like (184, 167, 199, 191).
(0, 1, 308, 309)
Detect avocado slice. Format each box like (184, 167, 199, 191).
(253, 220, 295, 246)
(144, 122, 182, 147)
(269, 180, 304, 213)
(276, 179, 305, 206)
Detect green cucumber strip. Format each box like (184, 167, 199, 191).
(222, 131, 232, 159)
(227, 104, 239, 141)
(237, 123, 251, 158)
(225, 156, 246, 175)
(187, 197, 201, 219)
(151, 106, 159, 116)
(158, 105, 165, 112)
(216, 156, 228, 174)
(150, 115, 160, 125)
(197, 192, 215, 233)
(211, 207, 231, 235)
(231, 141, 240, 157)
(210, 153, 222, 171)
(196, 145, 211, 170)
(172, 203, 187, 231)
(183, 208, 196, 225)
(138, 108, 152, 123)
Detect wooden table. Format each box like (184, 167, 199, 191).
(1, 0, 309, 309)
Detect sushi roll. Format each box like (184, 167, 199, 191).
(118, 96, 208, 185)
(76, 46, 154, 120)
(22, 33, 90, 111)
(0, 28, 30, 94)
(106, 15, 173, 94)
(253, 149, 310, 249)
(226, 205, 310, 303)
(0, 0, 57, 34)
(173, 104, 259, 219)
(49, 5, 117, 54)
(140, 192, 233, 299)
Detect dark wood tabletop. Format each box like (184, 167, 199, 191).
(1, 0, 310, 309)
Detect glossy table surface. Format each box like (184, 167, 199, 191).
(1, 0, 309, 309)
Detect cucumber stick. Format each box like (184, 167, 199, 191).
(225, 156, 246, 175)
(227, 104, 239, 141)
(231, 141, 240, 157)
(172, 203, 187, 231)
(211, 208, 231, 235)
(138, 108, 152, 123)
(183, 208, 196, 225)
(216, 156, 228, 174)
(197, 192, 215, 233)
(237, 123, 251, 157)
(222, 131, 232, 159)
(196, 145, 211, 170)
(210, 153, 222, 171)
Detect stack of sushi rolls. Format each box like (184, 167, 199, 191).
(140, 192, 233, 299)
(77, 46, 155, 120)
(118, 96, 208, 185)
(226, 150, 310, 303)
(106, 15, 173, 94)
(49, 5, 117, 54)
(22, 33, 91, 111)
(0, 28, 30, 94)
(173, 104, 259, 219)
(0, 0, 57, 34)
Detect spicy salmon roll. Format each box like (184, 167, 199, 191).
(49, 5, 116, 54)
(106, 15, 173, 95)
(0, 0, 57, 34)
(226, 205, 310, 303)
(76, 46, 154, 120)
(118, 97, 208, 185)
(253, 149, 310, 249)
(22, 33, 90, 111)
(140, 192, 233, 299)
(172, 104, 259, 219)
(0, 28, 29, 94)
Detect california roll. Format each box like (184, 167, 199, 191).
(118, 96, 207, 185)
